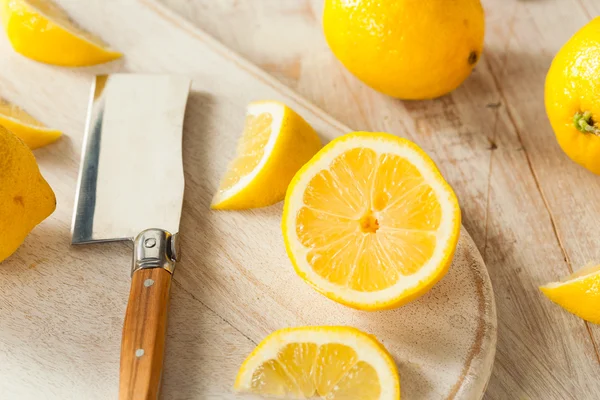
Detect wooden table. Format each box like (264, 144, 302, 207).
(154, 0, 600, 398)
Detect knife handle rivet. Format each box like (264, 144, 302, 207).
(135, 349, 145, 358)
(132, 229, 177, 275)
(144, 279, 155, 287)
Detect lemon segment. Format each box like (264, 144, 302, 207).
(282, 132, 461, 310)
(212, 101, 321, 210)
(0, 97, 61, 149)
(540, 264, 600, 324)
(0, 0, 122, 66)
(234, 326, 400, 400)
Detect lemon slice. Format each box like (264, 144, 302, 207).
(212, 101, 321, 209)
(0, 97, 61, 149)
(282, 132, 461, 310)
(0, 0, 122, 66)
(234, 326, 400, 399)
(540, 263, 600, 324)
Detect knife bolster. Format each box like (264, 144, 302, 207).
(132, 229, 179, 276)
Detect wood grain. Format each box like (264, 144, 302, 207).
(120, 268, 172, 400)
(0, 0, 496, 399)
(154, 0, 600, 399)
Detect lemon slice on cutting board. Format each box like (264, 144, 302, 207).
(0, 0, 122, 66)
(540, 263, 600, 324)
(234, 326, 400, 399)
(212, 100, 321, 209)
(0, 97, 61, 149)
(282, 132, 461, 310)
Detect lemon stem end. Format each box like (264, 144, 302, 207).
(574, 111, 600, 135)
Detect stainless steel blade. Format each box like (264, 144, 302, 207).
(72, 74, 191, 244)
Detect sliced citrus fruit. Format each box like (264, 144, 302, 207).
(0, 97, 61, 149)
(234, 326, 400, 399)
(212, 100, 321, 209)
(540, 263, 600, 324)
(282, 132, 461, 310)
(0, 0, 122, 66)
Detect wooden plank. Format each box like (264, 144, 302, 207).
(576, 1, 599, 18)
(0, 0, 495, 398)
(481, 1, 600, 395)
(155, 0, 600, 398)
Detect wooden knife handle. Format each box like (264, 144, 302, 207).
(119, 267, 172, 400)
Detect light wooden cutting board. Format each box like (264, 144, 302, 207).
(0, 0, 497, 398)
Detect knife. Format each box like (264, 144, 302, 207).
(71, 74, 191, 400)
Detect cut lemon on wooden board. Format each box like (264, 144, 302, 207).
(540, 263, 600, 324)
(212, 100, 321, 209)
(0, 97, 61, 149)
(0, 0, 122, 66)
(282, 132, 461, 310)
(234, 326, 400, 399)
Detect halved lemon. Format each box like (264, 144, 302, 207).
(282, 132, 461, 310)
(540, 263, 600, 324)
(0, 0, 122, 66)
(234, 326, 400, 399)
(0, 97, 61, 149)
(212, 100, 321, 209)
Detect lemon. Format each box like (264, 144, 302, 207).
(0, 97, 61, 149)
(545, 18, 600, 175)
(282, 132, 461, 310)
(0, 0, 121, 66)
(0, 125, 56, 263)
(323, 0, 485, 99)
(540, 263, 600, 324)
(234, 326, 400, 399)
(212, 101, 322, 209)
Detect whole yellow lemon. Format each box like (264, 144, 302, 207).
(545, 18, 600, 174)
(0, 125, 56, 262)
(323, 0, 485, 99)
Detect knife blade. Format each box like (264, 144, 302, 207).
(71, 74, 191, 400)
(72, 74, 189, 244)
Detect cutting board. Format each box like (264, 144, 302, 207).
(0, 0, 497, 398)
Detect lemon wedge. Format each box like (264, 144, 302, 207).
(0, 97, 61, 149)
(0, 0, 121, 66)
(212, 100, 321, 209)
(540, 263, 600, 324)
(234, 326, 400, 399)
(282, 132, 461, 310)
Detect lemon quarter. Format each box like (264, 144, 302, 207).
(0, 97, 61, 149)
(0, 0, 121, 66)
(212, 101, 321, 209)
(540, 263, 600, 324)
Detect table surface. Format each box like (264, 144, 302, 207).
(154, 0, 600, 399)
